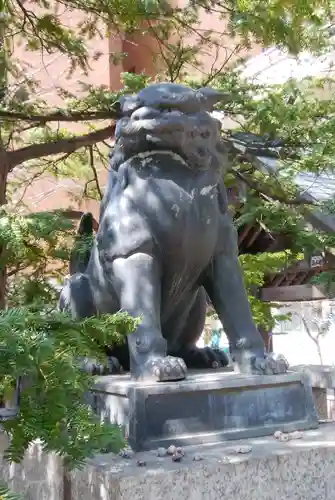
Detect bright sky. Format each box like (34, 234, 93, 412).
(241, 47, 335, 85)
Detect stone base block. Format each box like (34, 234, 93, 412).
(291, 365, 335, 420)
(91, 369, 319, 451)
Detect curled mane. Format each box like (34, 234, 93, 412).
(109, 83, 228, 172)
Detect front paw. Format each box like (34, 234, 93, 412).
(79, 356, 122, 375)
(178, 346, 230, 370)
(232, 349, 289, 375)
(145, 356, 187, 382)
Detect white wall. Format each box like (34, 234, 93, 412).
(272, 300, 335, 366)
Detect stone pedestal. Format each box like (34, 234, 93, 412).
(291, 364, 335, 420)
(90, 369, 318, 451)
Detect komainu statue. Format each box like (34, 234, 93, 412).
(59, 82, 288, 381)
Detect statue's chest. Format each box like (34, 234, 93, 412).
(134, 176, 221, 262)
(133, 162, 219, 214)
(131, 177, 219, 236)
(169, 184, 219, 235)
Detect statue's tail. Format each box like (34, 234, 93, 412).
(69, 212, 95, 275)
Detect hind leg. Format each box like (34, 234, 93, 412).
(170, 288, 229, 369)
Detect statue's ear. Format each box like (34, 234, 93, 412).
(112, 100, 122, 117)
(76, 212, 94, 237)
(197, 88, 231, 111)
(118, 94, 141, 116)
(69, 212, 94, 276)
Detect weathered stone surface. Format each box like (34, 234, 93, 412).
(91, 369, 318, 451)
(0, 434, 63, 500)
(291, 364, 335, 420)
(70, 423, 335, 500)
(3, 424, 335, 499)
(313, 387, 328, 420)
(291, 364, 335, 389)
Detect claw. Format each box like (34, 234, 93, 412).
(258, 360, 266, 372)
(264, 362, 274, 375)
(232, 349, 288, 376)
(148, 356, 187, 382)
(180, 359, 187, 372)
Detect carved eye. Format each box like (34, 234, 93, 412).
(201, 130, 210, 138)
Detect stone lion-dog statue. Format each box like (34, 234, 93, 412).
(59, 82, 288, 381)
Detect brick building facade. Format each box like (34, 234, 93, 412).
(11, 3, 261, 220)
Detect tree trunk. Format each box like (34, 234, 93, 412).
(315, 336, 324, 365)
(0, 9, 8, 310)
(0, 148, 8, 309)
(301, 316, 324, 365)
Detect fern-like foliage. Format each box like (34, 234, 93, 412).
(0, 483, 22, 500)
(0, 209, 73, 307)
(0, 307, 139, 469)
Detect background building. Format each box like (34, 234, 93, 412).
(10, 2, 261, 219)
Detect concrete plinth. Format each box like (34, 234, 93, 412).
(5, 424, 335, 500)
(291, 365, 335, 420)
(91, 369, 318, 451)
(70, 423, 335, 500)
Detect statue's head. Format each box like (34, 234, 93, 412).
(110, 82, 228, 171)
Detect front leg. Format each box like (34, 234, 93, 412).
(204, 222, 288, 375)
(111, 252, 187, 381)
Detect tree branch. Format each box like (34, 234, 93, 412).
(8, 125, 116, 169)
(300, 315, 324, 365)
(88, 146, 103, 200)
(233, 169, 316, 206)
(0, 110, 119, 123)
